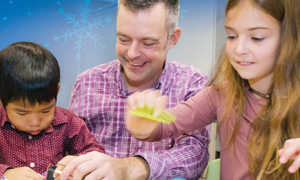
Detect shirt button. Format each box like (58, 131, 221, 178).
(30, 162, 35, 167)
(28, 135, 32, 140)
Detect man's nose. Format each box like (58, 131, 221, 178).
(127, 42, 142, 60)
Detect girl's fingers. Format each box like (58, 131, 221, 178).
(289, 154, 300, 173)
(127, 92, 138, 110)
(280, 139, 300, 163)
(153, 95, 168, 117)
(145, 90, 160, 108)
(136, 91, 146, 108)
(278, 149, 284, 156)
(283, 139, 293, 149)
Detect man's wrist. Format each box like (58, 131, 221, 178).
(122, 156, 150, 180)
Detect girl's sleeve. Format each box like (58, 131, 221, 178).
(147, 86, 218, 142)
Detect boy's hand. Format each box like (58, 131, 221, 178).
(125, 90, 166, 139)
(54, 155, 76, 180)
(279, 138, 300, 173)
(3, 167, 44, 180)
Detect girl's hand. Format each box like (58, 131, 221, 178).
(278, 138, 300, 173)
(125, 90, 167, 139)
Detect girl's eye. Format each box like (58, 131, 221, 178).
(252, 37, 264, 41)
(227, 36, 236, 40)
(42, 111, 50, 114)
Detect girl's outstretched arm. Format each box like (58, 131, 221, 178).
(126, 86, 218, 141)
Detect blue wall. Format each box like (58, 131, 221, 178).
(0, 0, 223, 108)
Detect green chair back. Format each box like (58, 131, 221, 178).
(206, 159, 220, 180)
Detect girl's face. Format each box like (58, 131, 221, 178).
(225, 1, 281, 88)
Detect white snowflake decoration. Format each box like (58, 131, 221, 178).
(54, 0, 111, 59)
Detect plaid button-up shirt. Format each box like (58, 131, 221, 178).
(69, 60, 210, 180)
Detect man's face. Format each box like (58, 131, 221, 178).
(5, 99, 56, 135)
(116, 3, 171, 90)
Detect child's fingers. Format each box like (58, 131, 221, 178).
(145, 90, 160, 115)
(280, 139, 300, 163)
(136, 92, 146, 108)
(288, 154, 300, 173)
(127, 92, 139, 110)
(145, 90, 160, 108)
(283, 139, 294, 149)
(26, 168, 44, 179)
(153, 95, 168, 117)
(278, 149, 284, 156)
(279, 146, 296, 163)
(27, 170, 44, 180)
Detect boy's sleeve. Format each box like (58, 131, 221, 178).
(0, 165, 11, 179)
(65, 115, 105, 155)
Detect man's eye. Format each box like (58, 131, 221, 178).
(119, 38, 128, 42)
(144, 43, 155, 46)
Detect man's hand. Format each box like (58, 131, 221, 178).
(3, 167, 44, 180)
(53, 155, 76, 180)
(60, 151, 150, 180)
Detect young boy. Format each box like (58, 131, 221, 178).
(0, 42, 105, 180)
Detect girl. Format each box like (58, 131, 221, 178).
(125, 0, 300, 179)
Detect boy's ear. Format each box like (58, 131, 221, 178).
(57, 83, 61, 95)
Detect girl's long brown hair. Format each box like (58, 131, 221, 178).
(209, 0, 300, 179)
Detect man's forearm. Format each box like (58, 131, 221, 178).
(123, 156, 150, 180)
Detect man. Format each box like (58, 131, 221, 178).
(62, 0, 210, 179)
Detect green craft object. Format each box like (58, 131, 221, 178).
(128, 106, 176, 124)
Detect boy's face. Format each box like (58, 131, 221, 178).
(5, 98, 56, 135)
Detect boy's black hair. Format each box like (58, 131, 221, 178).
(0, 42, 60, 107)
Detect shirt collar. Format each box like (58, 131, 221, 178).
(0, 106, 8, 128)
(116, 60, 170, 97)
(44, 107, 69, 133)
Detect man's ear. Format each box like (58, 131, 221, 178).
(167, 27, 181, 49)
(57, 83, 61, 95)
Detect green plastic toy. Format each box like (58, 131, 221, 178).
(128, 106, 176, 124)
